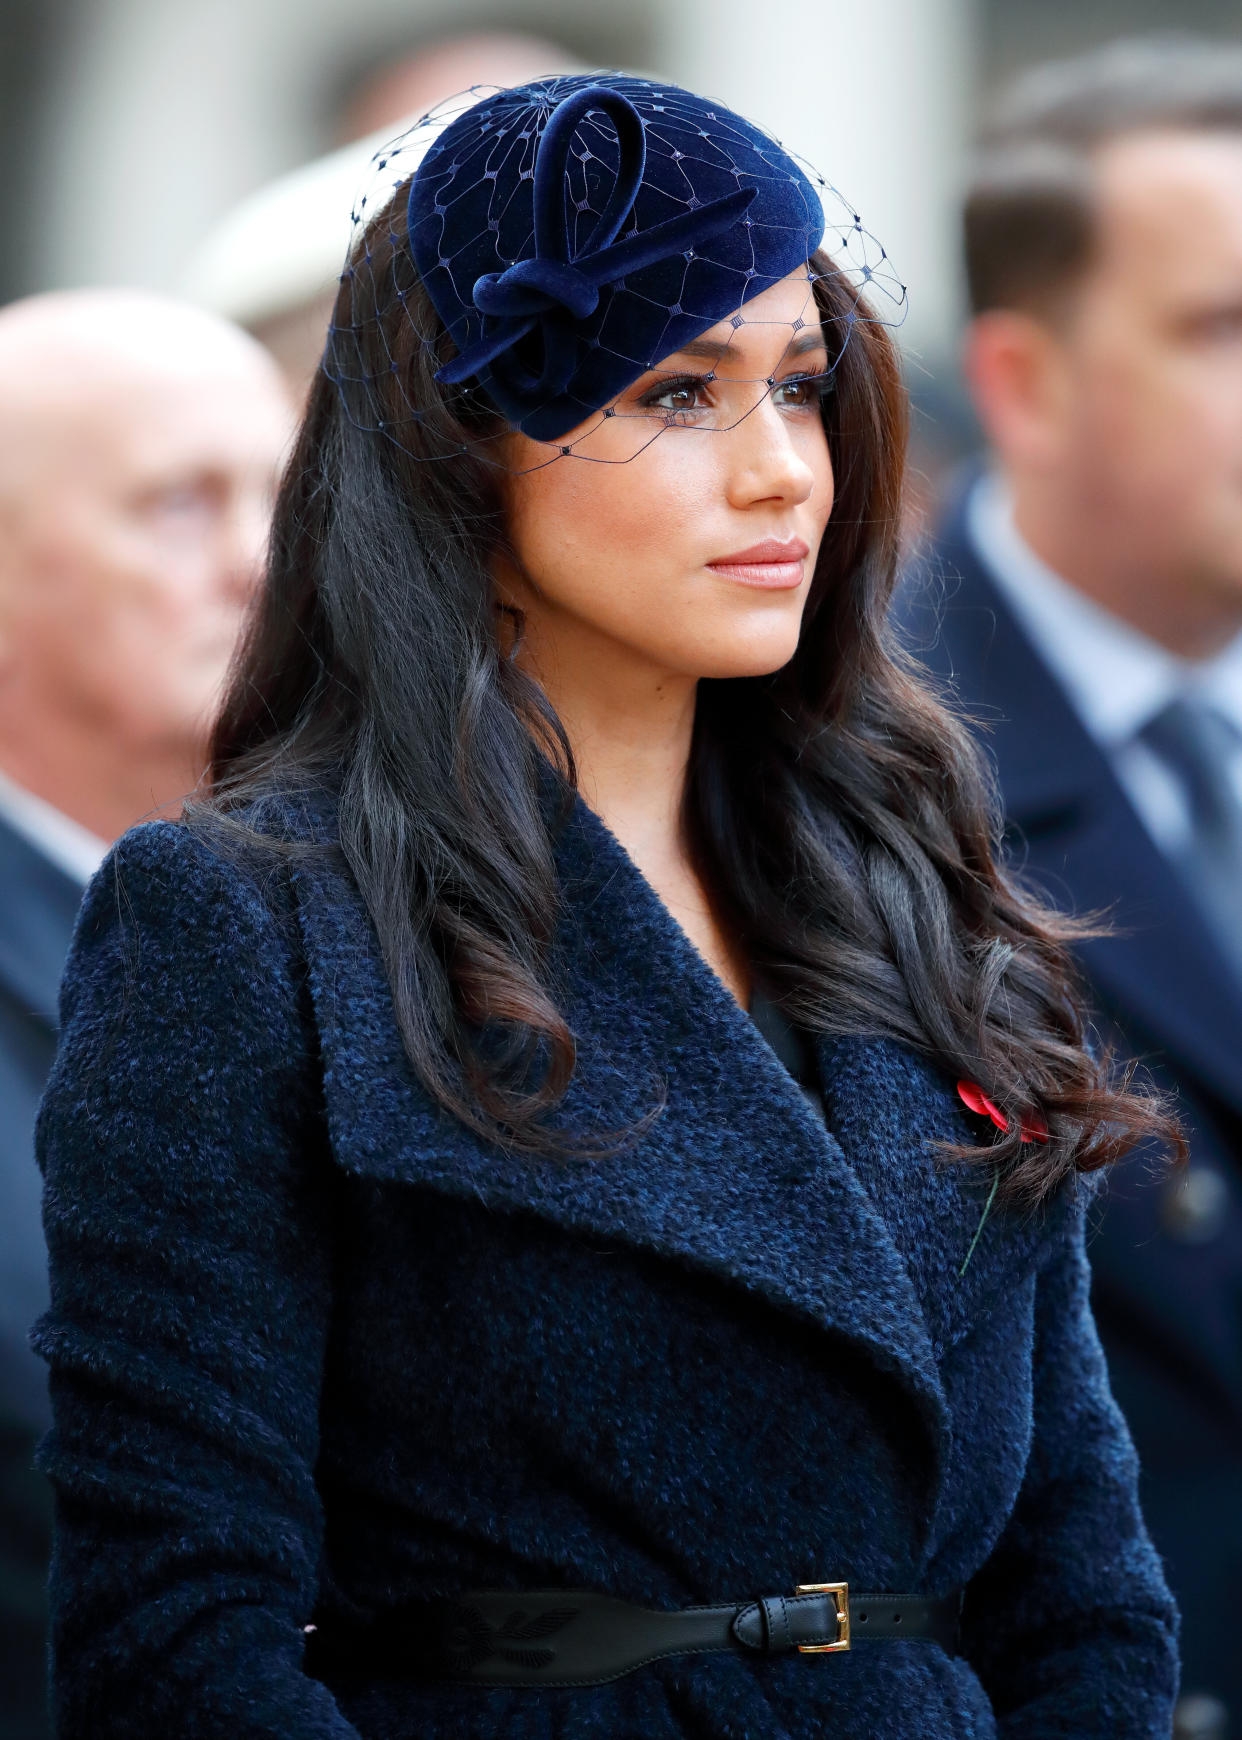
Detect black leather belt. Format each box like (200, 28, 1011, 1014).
(304, 1582, 962, 1688)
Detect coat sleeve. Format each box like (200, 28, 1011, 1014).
(33, 821, 362, 1740)
(960, 1191, 1180, 1738)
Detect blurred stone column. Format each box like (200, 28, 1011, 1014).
(656, 0, 978, 367)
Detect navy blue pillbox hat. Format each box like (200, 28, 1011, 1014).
(405, 74, 826, 442)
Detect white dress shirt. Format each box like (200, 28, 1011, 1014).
(967, 471, 1242, 855)
(0, 768, 108, 888)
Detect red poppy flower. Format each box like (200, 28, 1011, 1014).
(957, 1081, 1048, 1145)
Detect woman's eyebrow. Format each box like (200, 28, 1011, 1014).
(659, 335, 730, 365)
(653, 324, 830, 372)
(786, 326, 830, 359)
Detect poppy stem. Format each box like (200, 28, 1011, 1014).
(959, 1167, 1001, 1278)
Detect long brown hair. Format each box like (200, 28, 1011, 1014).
(207, 205, 1182, 1203)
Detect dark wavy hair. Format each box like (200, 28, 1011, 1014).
(204, 198, 1181, 1204)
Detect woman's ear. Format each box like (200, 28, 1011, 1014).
(963, 308, 1076, 475)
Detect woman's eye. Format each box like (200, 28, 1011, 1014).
(772, 373, 830, 409)
(639, 376, 712, 419)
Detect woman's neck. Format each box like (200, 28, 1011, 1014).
(533, 639, 697, 862)
(512, 615, 752, 1007)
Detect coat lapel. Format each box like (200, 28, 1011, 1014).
(290, 792, 953, 1531)
(817, 1033, 1074, 1365)
(902, 494, 1242, 1119)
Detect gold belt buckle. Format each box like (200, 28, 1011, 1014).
(793, 1581, 850, 1653)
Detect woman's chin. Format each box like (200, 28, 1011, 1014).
(683, 627, 805, 681)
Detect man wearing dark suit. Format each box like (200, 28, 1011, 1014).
(902, 37, 1242, 1733)
(0, 788, 104, 1739)
(0, 289, 290, 1737)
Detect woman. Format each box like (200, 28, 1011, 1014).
(35, 75, 1179, 1738)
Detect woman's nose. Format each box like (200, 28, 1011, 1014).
(723, 396, 819, 508)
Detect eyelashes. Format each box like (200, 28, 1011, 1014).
(634, 369, 836, 425)
(771, 371, 836, 409)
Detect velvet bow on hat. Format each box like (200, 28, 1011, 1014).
(405, 74, 826, 442)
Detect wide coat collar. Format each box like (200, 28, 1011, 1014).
(906, 482, 1242, 1118)
(287, 788, 1064, 1554)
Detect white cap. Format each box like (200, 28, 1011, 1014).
(181, 118, 435, 326)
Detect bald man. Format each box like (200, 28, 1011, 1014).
(0, 290, 291, 1739)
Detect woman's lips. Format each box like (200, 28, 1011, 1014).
(706, 536, 810, 589)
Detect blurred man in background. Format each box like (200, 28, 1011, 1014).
(332, 29, 580, 145)
(904, 36, 1242, 1731)
(0, 289, 291, 1738)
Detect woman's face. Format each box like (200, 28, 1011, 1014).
(496, 270, 834, 685)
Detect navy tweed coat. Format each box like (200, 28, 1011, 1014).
(33, 793, 1178, 1738)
